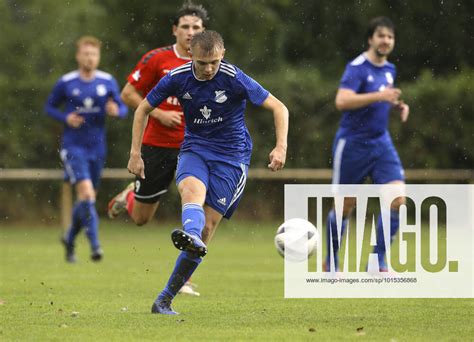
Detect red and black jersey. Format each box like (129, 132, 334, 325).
(127, 44, 191, 148)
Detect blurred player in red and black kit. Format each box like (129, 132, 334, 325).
(108, 1, 208, 296)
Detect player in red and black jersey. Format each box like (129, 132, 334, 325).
(108, 2, 208, 296)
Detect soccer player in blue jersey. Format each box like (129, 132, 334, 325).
(45, 36, 128, 263)
(325, 17, 409, 273)
(128, 31, 289, 314)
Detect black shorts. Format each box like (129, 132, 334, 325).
(134, 145, 179, 204)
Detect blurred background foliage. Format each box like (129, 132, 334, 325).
(0, 0, 472, 222)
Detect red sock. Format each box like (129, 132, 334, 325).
(126, 190, 135, 217)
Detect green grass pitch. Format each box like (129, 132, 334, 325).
(1, 221, 472, 340)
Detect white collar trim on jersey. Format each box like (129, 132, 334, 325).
(173, 44, 192, 60)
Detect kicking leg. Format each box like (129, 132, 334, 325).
(152, 176, 207, 314)
(171, 176, 207, 256)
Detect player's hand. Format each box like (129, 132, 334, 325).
(150, 109, 183, 128)
(105, 98, 120, 117)
(66, 112, 85, 128)
(379, 87, 401, 105)
(395, 101, 410, 122)
(268, 145, 287, 172)
(127, 153, 145, 179)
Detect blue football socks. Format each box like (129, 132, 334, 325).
(65, 202, 84, 245)
(373, 209, 400, 270)
(157, 251, 202, 301)
(182, 203, 205, 238)
(156, 203, 206, 302)
(80, 200, 100, 251)
(325, 209, 348, 271)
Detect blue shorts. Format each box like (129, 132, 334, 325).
(60, 147, 105, 189)
(331, 134, 405, 185)
(176, 151, 248, 219)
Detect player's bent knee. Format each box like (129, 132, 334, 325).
(76, 189, 96, 201)
(131, 212, 152, 226)
(134, 217, 149, 226)
(131, 201, 159, 226)
(75, 180, 96, 201)
(178, 177, 206, 203)
(391, 196, 406, 211)
(342, 207, 354, 218)
(342, 198, 356, 217)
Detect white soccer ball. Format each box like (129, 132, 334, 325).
(274, 218, 318, 262)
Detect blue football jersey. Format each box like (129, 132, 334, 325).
(146, 61, 269, 165)
(337, 53, 397, 140)
(45, 70, 127, 155)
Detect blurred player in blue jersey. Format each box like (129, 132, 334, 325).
(325, 17, 409, 273)
(128, 31, 289, 314)
(45, 36, 127, 263)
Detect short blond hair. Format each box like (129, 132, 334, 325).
(191, 31, 224, 55)
(76, 36, 102, 51)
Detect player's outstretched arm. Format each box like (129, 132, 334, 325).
(335, 87, 401, 111)
(127, 99, 154, 179)
(261, 94, 289, 172)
